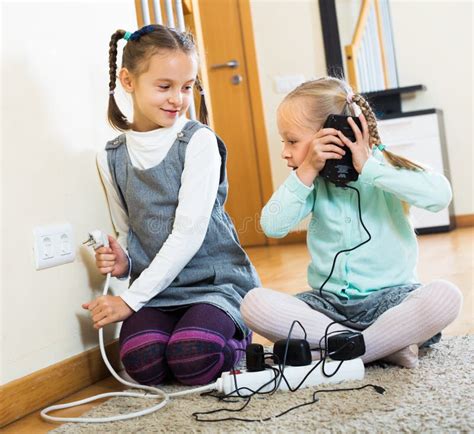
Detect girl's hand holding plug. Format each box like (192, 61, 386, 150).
(337, 114, 371, 174)
(82, 235, 133, 329)
(95, 235, 129, 277)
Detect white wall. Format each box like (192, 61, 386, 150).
(251, 0, 473, 216)
(1, 1, 134, 384)
(250, 0, 326, 196)
(390, 0, 473, 215)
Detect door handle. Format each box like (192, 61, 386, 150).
(210, 59, 239, 69)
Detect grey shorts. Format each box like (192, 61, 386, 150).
(296, 283, 441, 348)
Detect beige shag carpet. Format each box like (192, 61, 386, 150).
(52, 335, 473, 433)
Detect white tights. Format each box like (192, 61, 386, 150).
(240, 280, 462, 366)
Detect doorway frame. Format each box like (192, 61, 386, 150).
(190, 0, 274, 246)
(135, 0, 275, 246)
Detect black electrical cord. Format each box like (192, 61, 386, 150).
(315, 185, 372, 325)
(193, 321, 311, 422)
(271, 320, 307, 393)
(275, 309, 367, 394)
(194, 354, 282, 421)
(193, 383, 385, 423)
(216, 349, 281, 400)
(193, 318, 382, 423)
(193, 350, 319, 422)
(193, 185, 384, 423)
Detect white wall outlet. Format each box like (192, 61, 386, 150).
(33, 223, 75, 270)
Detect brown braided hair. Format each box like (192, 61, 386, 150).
(108, 29, 128, 130)
(107, 24, 208, 130)
(195, 76, 209, 126)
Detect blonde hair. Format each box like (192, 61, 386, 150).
(281, 76, 424, 213)
(282, 76, 424, 172)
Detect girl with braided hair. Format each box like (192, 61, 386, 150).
(241, 76, 462, 368)
(82, 24, 260, 385)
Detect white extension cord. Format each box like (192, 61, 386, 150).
(40, 230, 365, 423)
(40, 230, 218, 424)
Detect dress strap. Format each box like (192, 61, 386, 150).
(105, 134, 126, 150)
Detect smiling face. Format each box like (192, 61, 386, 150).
(277, 99, 320, 169)
(120, 50, 198, 131)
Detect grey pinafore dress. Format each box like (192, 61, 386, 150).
(105, 120, 261, 337)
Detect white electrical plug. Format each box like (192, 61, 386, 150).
(83, 230, 109, 250)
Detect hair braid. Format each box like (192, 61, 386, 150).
(195, 76, 209, 125)
(108, 29, 130, 130)
(352, 94, 380, 148)
(352, 93, 424, 171)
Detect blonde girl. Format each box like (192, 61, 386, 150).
(241, 77, 462, 368)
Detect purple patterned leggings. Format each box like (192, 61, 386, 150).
(119, 303, 250, 386)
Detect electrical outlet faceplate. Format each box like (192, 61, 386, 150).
(33, 223, 75, 270)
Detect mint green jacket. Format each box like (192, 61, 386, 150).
(260, 149, 452, 299)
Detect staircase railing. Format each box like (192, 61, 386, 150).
(345, 0, 399, 92)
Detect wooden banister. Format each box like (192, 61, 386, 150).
(374, 0, 389, 88)
(345, 0, 390, 92)
(352, 0, 371, 49)
(135, 0, 145, 27)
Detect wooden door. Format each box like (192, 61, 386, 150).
(135, 0, 273, 246)
(191, 0, 272, 246)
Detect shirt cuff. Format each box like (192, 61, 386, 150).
(120, 292, 140, 312)
(285, 171, 314, 202)
(359, 155, 385, 185)
(116, 254, 132, 280)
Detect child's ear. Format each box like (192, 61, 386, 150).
(119, 68, 134, 93)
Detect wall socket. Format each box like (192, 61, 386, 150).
(33, 223, 75, 270)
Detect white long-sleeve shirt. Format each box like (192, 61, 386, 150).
(96, 116, 221, 311)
